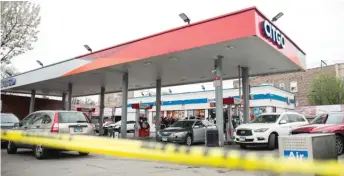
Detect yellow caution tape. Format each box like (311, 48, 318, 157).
(1, 130, 343, 175)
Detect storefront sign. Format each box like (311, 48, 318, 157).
(262, 20, 286, 48)
(284, 150, 308, 160)
(1, 78, 16, 88)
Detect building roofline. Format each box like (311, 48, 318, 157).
(130, 85, 294, 99)
(5, 6, 306, 79)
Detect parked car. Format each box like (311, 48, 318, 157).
(234, 112, 308, 150)
(1, 113, 20, 146)
(6, 110, 95, 159)
(156, 119, 212, 146)
(291, 112, 344, 155)
(107, 120, 136, 134)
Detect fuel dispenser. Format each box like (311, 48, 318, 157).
(131, 103, 151, 137)
(209, 97, 241, 144)
(76, 107, 95, 120)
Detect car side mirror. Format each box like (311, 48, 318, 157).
(279, 120, 287, 124)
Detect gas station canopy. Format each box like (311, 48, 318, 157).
(1, 7, 306, 97)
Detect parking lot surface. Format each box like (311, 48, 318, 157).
(1, 145, 343, 176)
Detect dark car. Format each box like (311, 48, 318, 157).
(1, 113, 20, 145)
(291, 112, 344, 155)
(156, 119, 211, 146)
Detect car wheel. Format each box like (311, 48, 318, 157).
(78, 152, 89, 156)
(7, 141, 17, 154)
(239, 144, 247, 149)
(185, 134, 193, 146)
(268, 133, 276, 150)
(34, 144, 48, 159)
(335, 135, 344, 155)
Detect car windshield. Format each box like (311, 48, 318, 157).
(251, 114, 279, 123)
(58, 112, 90, 123)
(171, 121, 194, 128)
(0, 114, 19, 123)
(325, 113, 344, 124)
(310, 114, 326, 124)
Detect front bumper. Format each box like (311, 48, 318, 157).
(234, 131, 270, 144)
(156, 135, 186, 143)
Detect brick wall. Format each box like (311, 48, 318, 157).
(1, 94, 62, 120)
(247, 65, 336, 106)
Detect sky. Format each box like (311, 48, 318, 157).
(9, 0, 344, 98)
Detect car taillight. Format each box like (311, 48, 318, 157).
(50, 112, 59, 133)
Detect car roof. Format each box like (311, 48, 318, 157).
(260, 112, 302, 115)
(33, 110, 80, 113)
(327, 112, 344, 114)
(0, 113, 14, 115)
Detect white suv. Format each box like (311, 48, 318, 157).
(234, 112, 308, 150)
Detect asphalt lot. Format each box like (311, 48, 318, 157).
(1, 144, 343, 176)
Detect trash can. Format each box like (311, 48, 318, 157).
(205, 125, 219, 147)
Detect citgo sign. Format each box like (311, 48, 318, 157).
(1, 78, 16, 88)
(262, 20, 286, 49)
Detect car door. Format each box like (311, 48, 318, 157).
(36, 112, 53, 134)
(277, 114, 292, 135)
(28, 112, 44, 134)
(15, 113, 37, 148)
(192, 121, 205, 142)
(127, 121, 135, 132)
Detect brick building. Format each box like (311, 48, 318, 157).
(233, 63, 344, 106)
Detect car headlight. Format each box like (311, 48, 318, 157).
(254, 128, 269, 132)
(173, 132, 187, 137)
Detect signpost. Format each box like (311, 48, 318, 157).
(213, 76, 221, 87)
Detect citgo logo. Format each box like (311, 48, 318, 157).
(262, 20, 286, 49)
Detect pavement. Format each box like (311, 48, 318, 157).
(1, 141, 343, 176)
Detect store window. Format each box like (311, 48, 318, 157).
(187, 110, 194, 117)
(166, 110, 185, 119)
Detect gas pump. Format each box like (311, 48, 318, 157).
(76, 107, 95, 120)
(209, 97, 241, 144)
(131, 103, 152, 137)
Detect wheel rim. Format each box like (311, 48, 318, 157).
(36, 145, 43, 157)
(186, 136, 192, 145)
(336, 137, 343, 154)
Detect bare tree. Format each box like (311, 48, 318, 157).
(1, 1, 41, 64)
(0, 64, 17, 78)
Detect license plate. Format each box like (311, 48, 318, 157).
(239, 137, 246, 142)
(74, 127, 83, 132)
(162, 137, 168, 142)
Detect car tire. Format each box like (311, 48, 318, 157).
(7, 141, 17, 154)
(34, 144, 49, 160)
(268, 133, 276, 150)
(185, 134, 193, 146)
(335, 135, 344, 155)
(78, 152, 89, 156)
(239, 144, 247, 149)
